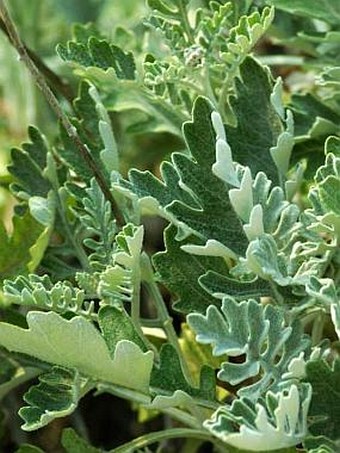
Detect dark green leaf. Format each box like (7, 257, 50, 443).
(62, 427, 102, 453)
(305, 359, 340, 440)
(199, 271, 272, 300)
(8, 126, 51, 200)
(226, 57, 283, 185)
(290, 93, 340, 140)
(150, 344, 215, 401)
(98, 305, 147, 354)
(57, 37, 136, 80)
(303, 435, 338, 453)
(127, 96, 248, 255)
(153, 225, 227, 313)
(19, 366, 90, 431)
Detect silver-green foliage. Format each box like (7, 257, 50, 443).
(1, 1, 340, 452)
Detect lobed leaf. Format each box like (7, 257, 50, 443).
(73, 178, 117, 269)
(19, 366, 90, 431)
(205, 384, 311, 451)
(125, 96, 248, 255)
(3, 274, 95, 319)
(8, 126, 51, 201)
(225, 58, 283, 185)
(150, 343, 216, 407)
(57, 37, 136, 80)
(62, 428, 102, 453)
(188, 298, 310, 397)
(0, 311, 153, 394)
(305, 359, 340, 441)
(153, 225, 228, 313)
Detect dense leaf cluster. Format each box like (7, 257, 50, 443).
(0, 0, 340, 452)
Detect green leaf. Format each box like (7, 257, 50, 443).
(3, 274, 95, 319)
(120, 160, 195, 218)
(98, 305, 147, 353)
(97, 224, 144, 304)
(0, 212, 45, 281)
(172, 97, 247, 252)
(289, 94, 340, 141)
(305, 359, 340, 440)
(150, 344, 215, 405)
(153, 225, 227, 313)
(126, 96, 247, 255)
(225, 57, 283, 185)
(199, 271, 272, 300)
(57, 37, 136, 80)
(74, 178, 117, 269)
(58, 83, 109, 183)
(269, 0, 340, 25)
(319, 176, 340, 215)
(19, 366, 90, 431)
(245, 234, 292, 286)
(205, 384, 311, 451)
(62, 428, 102, 453)
(88, 85, 119, 173)
(331, 300, 340, 341)
(304, 435, 338, 453)
(188, 298, 310, 397)
(0, 311, 153, 393)
(217, 7, 274, 104)
(8, 126, 51, 200)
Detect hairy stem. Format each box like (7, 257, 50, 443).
(103, 384, 202, 429)
(110, 428, 224, 453)
(178, 0, 194, 44)
(141, 253, 194, 386)
(0, 0, 124, 227)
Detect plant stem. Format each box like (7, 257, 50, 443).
(0, 0, 124, 227)
(141, 252, 194, 386)
(202, 66, 218, 109)
(268, 280, 285, 306)
(110, 428, 223, 453)
(102, 384, 201, 428)
(311, 311, 326, 346)
(178, 0, 194, 44)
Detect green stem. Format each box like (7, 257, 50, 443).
(141, 317, 162, 327)
(178, 0, 194, 44)
(257, 55, 305, 66)
(110, 428, 220, 453)
(268, 280, 285, 306)
(102, 384, 201, 429)
(202, 66, 218, 109)
(141, 253, 194, 386)
(311, 311, 326, 346)
(0, 0, 124, 227)
(130, 267, 141, 327)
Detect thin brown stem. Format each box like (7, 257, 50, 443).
(0, 0, 124, 227)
